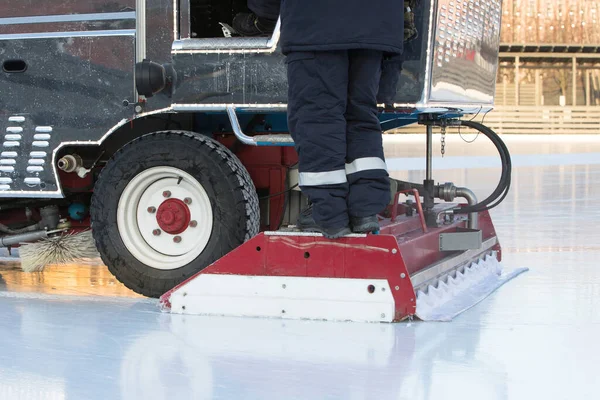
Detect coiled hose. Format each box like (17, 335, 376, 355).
(453, 120, 512, 214)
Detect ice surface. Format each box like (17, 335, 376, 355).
(415, 254, 528, 321)
(0, 135, 599, 399)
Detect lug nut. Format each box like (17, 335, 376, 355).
(153, 229, 161, 236)
(147, 206, 156, 214)
(189, 220, 197, 228)
(173, 236, 182, 243)
(184, 197, 192, 205)
(163, 191, 171, 198)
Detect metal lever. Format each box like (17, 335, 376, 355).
(226, 106, 256, 146)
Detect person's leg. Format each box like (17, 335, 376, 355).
(377, 54, 403, 108)
(345, 49, 390, 232)
(233, 0, 280, 36)
(287, 50, 352, 238)
(248, 0, 281, 20)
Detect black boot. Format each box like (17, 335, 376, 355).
(232, 13, 277, 37)
(350, 215, 380, 234)
(297, 207, 351, 239)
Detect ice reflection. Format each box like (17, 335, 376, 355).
(119, 313, 507, 400)
(0, 263, 141, 298)
(0, 294, 504, 400)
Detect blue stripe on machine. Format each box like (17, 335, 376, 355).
(256, 142, 296, 147)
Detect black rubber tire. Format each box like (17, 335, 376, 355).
(90, 131, 260, 298)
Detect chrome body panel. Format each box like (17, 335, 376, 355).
(0, 34, 135, 195)
(0, 0, 176, 197)
(166, 0, 501, 111)
(0, 0, 501, 195)
(0, 1, 136, 19)
(427, 0, 502, 105)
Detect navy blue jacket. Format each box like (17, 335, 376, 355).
(280, 0, 404, 55)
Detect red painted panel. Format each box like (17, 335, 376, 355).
(264, 236, 310, 277)
(160, 207, 502, 321)
(397, 210, 499, 275)
(160, 233, 417, 321)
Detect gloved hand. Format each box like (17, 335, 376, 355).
(404, 3, 419, 42)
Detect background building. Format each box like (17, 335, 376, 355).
(398, 0, 600, 134)
(498, 0, 600, 105)
(485, 0, 600, 133)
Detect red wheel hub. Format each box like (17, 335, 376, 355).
(156, 198, 191, 235)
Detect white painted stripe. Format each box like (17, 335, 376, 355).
(30, 151, 47, 158)
(27, 166, 44, 173)
(4, 134, 21, 141)
(345, 157, 388, 175)
(0, 159, 16, 165)
(35, 126, 52, 133)
(0, 12, 136, 25)
(0, 166, 14, 173)
(299, 170, 347, 186)
(1, 152, 17, 158)
(24, 178, 41, 185)
(32, 141, 49, 147)
(6, 127, 23, 134)
(34, 134, 51, 141)
(168, 274, 395, 323)
(8, 116, 25, 123)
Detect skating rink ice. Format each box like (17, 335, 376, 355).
(0, 133, 599, 400)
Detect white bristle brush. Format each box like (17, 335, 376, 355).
(19, 230, 101, 272)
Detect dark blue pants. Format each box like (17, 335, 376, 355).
(248, 0, 281, 20)
(287, 50, 390, 229)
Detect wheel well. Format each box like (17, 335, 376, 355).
(57, 112, 196, 162)
(55, 113, 197, 192)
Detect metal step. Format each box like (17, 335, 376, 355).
(227, 106, 295, 147)
(251, 134, 294, 146)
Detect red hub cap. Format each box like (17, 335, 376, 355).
(156, 198, 191, 235)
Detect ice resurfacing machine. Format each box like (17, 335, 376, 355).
(0, 0, 525, 322)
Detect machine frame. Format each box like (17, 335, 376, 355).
(0, 0, 513, 312)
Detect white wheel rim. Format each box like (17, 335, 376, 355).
(117, 166, 214, 270)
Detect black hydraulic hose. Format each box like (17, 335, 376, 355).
(390, 121, 511, 214)
(453, 120, 512, 214)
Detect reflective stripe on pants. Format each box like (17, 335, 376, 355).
(299, 170, 347, 187)
(345, 157, 388, 175)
